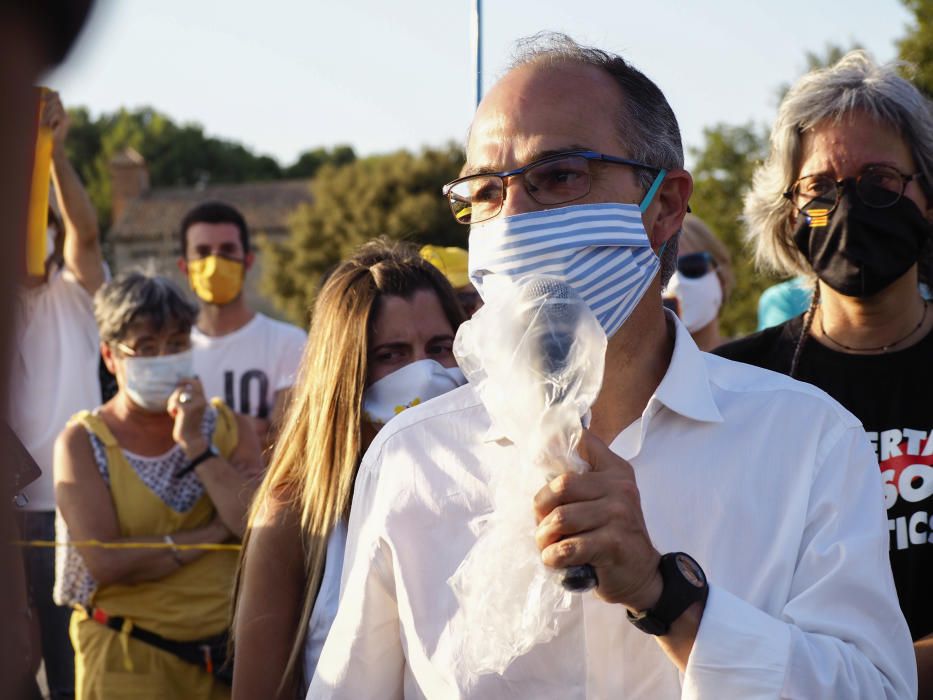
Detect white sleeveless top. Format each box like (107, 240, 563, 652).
(301, 519, 348, 689)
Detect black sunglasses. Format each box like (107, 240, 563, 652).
(677, 252, 717, 279)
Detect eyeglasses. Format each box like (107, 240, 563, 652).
(783, 164, 923, 215)
(677, 251, 717, 279)
(116, 338, 191, 359)
(442, 150, 661, 225)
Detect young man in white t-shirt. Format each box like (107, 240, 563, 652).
(177, 201, 307, 453)
(9, 90, 106, 700)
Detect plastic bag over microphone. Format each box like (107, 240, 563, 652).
(448, 274, 607, 676)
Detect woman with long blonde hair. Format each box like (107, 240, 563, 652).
(231, 238, 467, 698)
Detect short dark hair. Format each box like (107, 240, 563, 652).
(179, 201, 250, 257)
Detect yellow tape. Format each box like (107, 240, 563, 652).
(13, 539, 241, 552)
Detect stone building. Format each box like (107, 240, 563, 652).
(106, 147, 312, 317)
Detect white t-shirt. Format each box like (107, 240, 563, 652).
(191, 313, 306, 420)
(9, 266, 103, 511)
(302, 519, 348, 691)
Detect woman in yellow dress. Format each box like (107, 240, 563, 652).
(53, 271, 263, 699)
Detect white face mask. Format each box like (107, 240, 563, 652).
(362, 359, 466, 426)
(121, 350, 194, 412)
(664, 270, 722, 332)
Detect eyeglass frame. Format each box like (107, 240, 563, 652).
(782, 164, 924, 216)
(441, 149, 663, 225)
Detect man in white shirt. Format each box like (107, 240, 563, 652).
(309, 34, 916, 699)
(177, 201, 307, 450)
(10, 90, 106, 700)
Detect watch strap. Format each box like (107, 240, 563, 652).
(627, 552, 709, 636)
(176, 444, 219, 478)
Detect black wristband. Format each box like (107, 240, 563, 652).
(175, 445, 219, 478)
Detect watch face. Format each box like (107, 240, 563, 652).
(675, 553, 706, 588)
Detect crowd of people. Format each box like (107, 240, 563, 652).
(8, 30, 932, 700)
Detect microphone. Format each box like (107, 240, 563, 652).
(523, 278, 599, 593)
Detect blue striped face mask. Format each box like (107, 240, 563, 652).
(468, 171, 667, 338)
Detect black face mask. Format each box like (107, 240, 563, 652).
(793, 181, 932, 297)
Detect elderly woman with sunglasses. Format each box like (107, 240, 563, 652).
(717, 51, 933, 693)
(53, 271, 262, 699)
(662, 214, 734, 351)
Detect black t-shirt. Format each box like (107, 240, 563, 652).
(716, 316, 933, 640)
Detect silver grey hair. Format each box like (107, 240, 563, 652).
(508, 32, 685, 284)
(746, 50, 933, 280)
(95, 269, 198, 344)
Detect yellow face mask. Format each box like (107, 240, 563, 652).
(187, 255, 244, 305)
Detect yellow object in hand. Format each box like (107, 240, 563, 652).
(26, 87, 53, 277)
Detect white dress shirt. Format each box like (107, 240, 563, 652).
(309, 316, 916, 699)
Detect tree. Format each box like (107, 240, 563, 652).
(898, 0, 933, 95)
(283, 145, 356, 178)
(63, 107, 296, 228)
(261, 144, 466, 324)
(63, 106, 367, 230)
(688, 123, 770, 337)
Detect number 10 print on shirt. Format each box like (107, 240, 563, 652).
(224, 369, 270, 419)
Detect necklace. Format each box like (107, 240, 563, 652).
(819, 301, 928, 353)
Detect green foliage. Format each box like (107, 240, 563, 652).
(283, 145, 356, 178)
(898, 0, 933, 95)
(689, 123, 770, 337)
(261, 145, 466, 324)
(62, 107, 356, 229)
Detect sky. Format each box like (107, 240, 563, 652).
(46, 0, 915, 169)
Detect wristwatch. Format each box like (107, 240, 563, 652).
(627, 552, 709, 636)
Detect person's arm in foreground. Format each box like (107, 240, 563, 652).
(44, 91, 105, 294)
(535, 428, 916, 699)
(232, 495, 306, 700)
(54, 423, 231, 586)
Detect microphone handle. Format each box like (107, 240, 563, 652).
(561, 563, 598, 592)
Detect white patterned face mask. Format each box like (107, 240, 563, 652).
(467, 173, 666, 339)
(362, 359, 466, 426)
(122, 350, 193, 412)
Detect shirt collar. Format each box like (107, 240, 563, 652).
(651, 310, 724, 424)
(481, 309, 722, 443)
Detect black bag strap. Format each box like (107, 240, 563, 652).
(86, 606, 231, 682)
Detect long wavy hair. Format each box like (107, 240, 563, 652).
(232, 237, 466, 692)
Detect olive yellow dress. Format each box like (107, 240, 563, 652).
(67, 400, 238, 700)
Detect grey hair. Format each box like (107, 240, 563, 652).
(508, 32, 685, 284)
(746, 50, 933, 281)
(94, 270, 198, 344)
